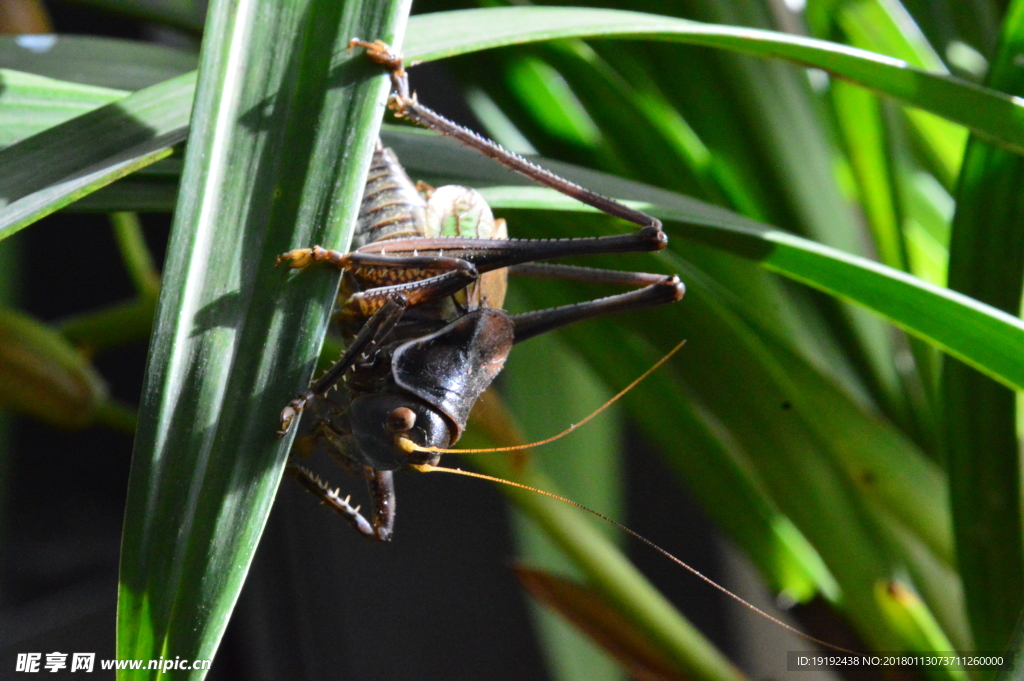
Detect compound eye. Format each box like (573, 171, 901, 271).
(385, 406, 417, 433)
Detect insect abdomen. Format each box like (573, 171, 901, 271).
(352, 143, 428, 249)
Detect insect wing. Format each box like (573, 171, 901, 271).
(391, 308, 514, 439)
(425, 185, 495, 238)
(425, 184, 508, 310)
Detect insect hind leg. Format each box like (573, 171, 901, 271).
(508, 263, 670, 287)
(348, 38, 664, 235)
(510, 274, 685, 344)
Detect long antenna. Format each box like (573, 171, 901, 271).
(400, 340, 686, 456)
(415, 463, 860, 657)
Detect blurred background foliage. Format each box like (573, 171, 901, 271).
(1, 0, 1024, 680)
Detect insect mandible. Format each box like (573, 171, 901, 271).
(275, 39, 685, 541)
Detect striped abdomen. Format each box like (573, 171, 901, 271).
(351, 143, 428, 249)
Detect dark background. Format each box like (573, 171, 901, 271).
(0, 3, 734, 679)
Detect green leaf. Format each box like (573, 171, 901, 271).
(831, 80, 904, 270)
(404, 7, 1024, 156)
(0, 66, 184, 209)
(0, 68, 126, 147)
(0, 35, 197, 90)
(65, 158, 182, 214)
(502, 329, 629, 681)
(115, 0, 413, 678)
(0, 72, 194, 243)
(941, 0, 1024, 656)
(836, 0, 967, 187)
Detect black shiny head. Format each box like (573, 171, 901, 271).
(348, 393, 451, 470)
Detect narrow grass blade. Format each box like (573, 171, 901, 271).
(0, 34, 197, 89)
(831, 81, 904, 270)
(115, 0, 412, 678)
(836, 0, 967, 187)
(0, 69, 126, 147)
(65, 158, 182, 214)
(941, 0, 1024, 655)
(406, 8, 1024, 156)
(502, 328, 629, 681)
(110, 211, 160, 301)
(0, 72, 194, 242)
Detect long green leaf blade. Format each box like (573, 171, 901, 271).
(0, 68, 126, 147)
(405, 7, 1024, 156)
(115, 0, 412, 677)
(0, 72, 194, 242)
(502, 331, 630, 681)
(941, 0, 1024, 656)
(0, 34, 197, 90)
